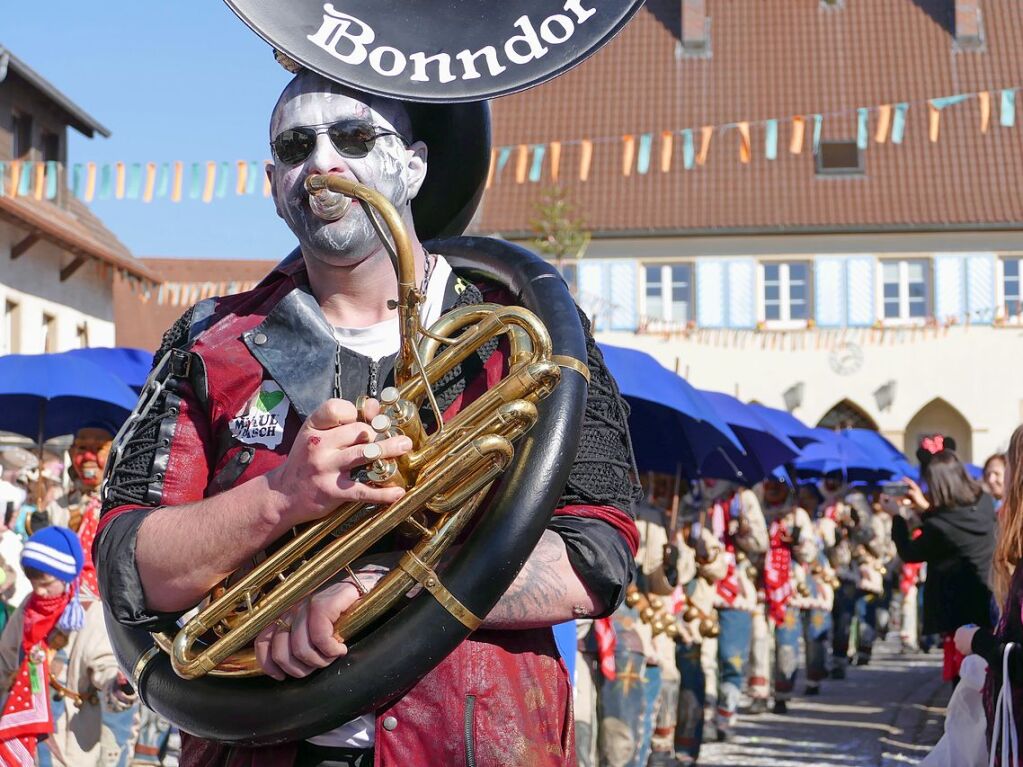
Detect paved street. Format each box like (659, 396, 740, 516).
(695, 639, 950, 767)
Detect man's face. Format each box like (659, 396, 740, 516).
(70, 428, 113, 489)
(268, 73, 427, 268)
(764, 480, 789, 506)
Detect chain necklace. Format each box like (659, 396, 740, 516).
(332, 249, 436, 399)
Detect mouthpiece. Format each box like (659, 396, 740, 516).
(304, 175, 352, 222)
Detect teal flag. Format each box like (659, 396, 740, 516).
(189, 163, 202, 199)
(44, 161, 58, 199)
(126, 163, 143, 199)
(1001, 89, 1017, 128)
(98, 164, 112, 199)
(765, 120, 778, 160)
(528, 145, 546, 182)
(682, 129, 695, 169)
(216, 161, 230, 198)
(247, 161, 260, 195)
(496, 147, 512, 174)
(857, 108, 869, 150)
(71, 164, 83, 198)
(892, 103, 909, 144)
(17, 164, 32, 197)
(156, 163, 170, 198)
(636, 133, 653, 174)
(812, 115, 823, 153)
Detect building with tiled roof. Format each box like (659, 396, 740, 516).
(475, 0, 1023, 462)
(0, 46, 158, 354)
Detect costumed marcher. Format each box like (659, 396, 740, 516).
(0, 527, 138, 766)
(96, 14, 643, 765)
(817, 477, 879, 678)
(794, 483, 835, 694)
(36, 426, 115, 599)
(700, 479, 768, 741)
(748, 477, 817, 715)
(672, 497, 727, 767)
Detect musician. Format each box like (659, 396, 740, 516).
(97, 67, 640, 767)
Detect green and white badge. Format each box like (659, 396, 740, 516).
(230, 380, 290, 449)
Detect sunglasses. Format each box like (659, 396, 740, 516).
(271, 120, 409, 165)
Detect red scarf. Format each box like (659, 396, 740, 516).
(711, 495, 742, 605)
(0, 591, 72, 766)
(764, 519, 794, 626)
(900, 529, 925, 595)
(592, 618, 616, 680)
(76, 495, 101, 598)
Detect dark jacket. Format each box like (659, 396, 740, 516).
(892, 493, 996, 635)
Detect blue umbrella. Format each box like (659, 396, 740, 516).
(793, 428, 897, 483)
(747, 404, 822, 448)
(698, 391, 801, 484)
(0, 353, 139, 442)
(63, 347, 154, 392)
(842, 428, 915, 479)
(598, 344, 744, 476)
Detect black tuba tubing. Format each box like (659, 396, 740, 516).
(104, 237, 588, 745)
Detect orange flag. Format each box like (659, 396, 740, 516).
(514, 144, 529, 183)
(549, 141, 562, 181)
(660, 131, 674, 172)
(33, 162, 45, 200)
(9, 161, 20, 197)
(789, 117, 805, 154)
(697, 126, 713, 165)
(579, 140, 594, 181)
(203, 161, 217, 202)
(737, 122, 751, 163)
(84, 162, 97, 202)
(979, 91, 992, 134)
(875, 105, 892, 143)
(115, 161, 126, 199)
(928, 103, 941, 142)
(143, 162, 157, 202)
(236, 161, 249, 195)
(171, 161, 184, 202)
(622, 135, 636, 177)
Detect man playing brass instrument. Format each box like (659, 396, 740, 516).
(97, 68, 640, 767)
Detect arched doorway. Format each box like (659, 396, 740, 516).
(817, 400, 878, 431)
(903, 398, 973, 464)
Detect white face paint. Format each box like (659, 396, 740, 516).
(268, 73, 426, 268)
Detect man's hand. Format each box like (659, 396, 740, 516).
(265, 398, 412, 528)
(254, 565, 390, 680)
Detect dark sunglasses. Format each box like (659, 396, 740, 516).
(271, 120, 409, 165)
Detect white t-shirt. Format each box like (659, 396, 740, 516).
(308, 254, 452, 749)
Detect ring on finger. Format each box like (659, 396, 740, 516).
(274, 616, 293, 632)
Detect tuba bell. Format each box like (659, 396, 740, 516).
(103, 0, 646, 745)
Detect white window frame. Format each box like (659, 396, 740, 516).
(758, 261, 811, 328)
(998, 255, 1023, 324)
(879, 258, 930, 325)
(641, 262, 693, 325)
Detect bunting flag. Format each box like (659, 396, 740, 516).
(790, 116, 805, 154)
(9, 162, 21, 198)
(514, 144, 529, 184)
(875, 105, 892, 143)
(216, 161, 230, 198)
(143, 162, 157, 203)
(115, 161, 126, 200)
(171, 161, 184, 202)
(682, 129, 695, 170)
(765, 119, 778, 160)
(157, 162, 170, 198)
(1001, 89, 1016, 127)
(659, 132, 673, 172)
(856, 108, 869, 150)
(579, 140, 593, 181)
(33, 162, 45, 201)
(189, 162, 201, 200)
(892, 103, 909, 144)
(0, 163, 6, 197)
(737, 122, 751, 163)
(979, 91, 991, 133)
(126, 163, 143, 200)
(636, 133, 653, 175)
(528, 144, 545, 182)
(621, 135, 636, 177)
(246, 161, 259, 195)
(84, 162, 97, 202)
(44, 161, 58, 200)
(928, 101, 941, 142)
(484, 148, 497, 189)
(236, 160, 249, 195)
(812, 114, 823, 154)
(550, 141, 562, 181)
(697, 125, 713, 165)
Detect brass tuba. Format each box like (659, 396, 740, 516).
(105, 176, 592, 745)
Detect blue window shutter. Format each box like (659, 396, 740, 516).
(966, 252, 997, 325)
(726, 259, 756, 328)
(608, 261, 638, 330)
(933, 253, 965, 322)
(814, 257, 847, 327)
(696, 260, 725, 327)
(845, 256, 875, 326)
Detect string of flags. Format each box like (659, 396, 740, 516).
(0, 86, 1015, 204)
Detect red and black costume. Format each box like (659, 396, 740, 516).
(96, 253, 640, 767)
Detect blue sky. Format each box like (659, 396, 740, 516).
(6, 3, 297, 259)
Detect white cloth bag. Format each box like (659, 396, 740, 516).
(990, 644, 1020, 767)
(920, 654, 990, 767)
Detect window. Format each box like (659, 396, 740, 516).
(42, 132, 60, 163)
(882, 260, 929, 321)
(762, 261, 810, 322)
(11, 113, 32, 159)
(41, 312, 57, 353)
(2, 301, 18, 354)
(1003, 257, 1022, 320)
(643, 263, 692, 324)
(816, 140, 864, 176)
(559, 262, 578, 294)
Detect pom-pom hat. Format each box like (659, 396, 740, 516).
(21, 527, 84, 583)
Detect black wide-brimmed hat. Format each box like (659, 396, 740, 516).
(226, 0, 645, 238)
